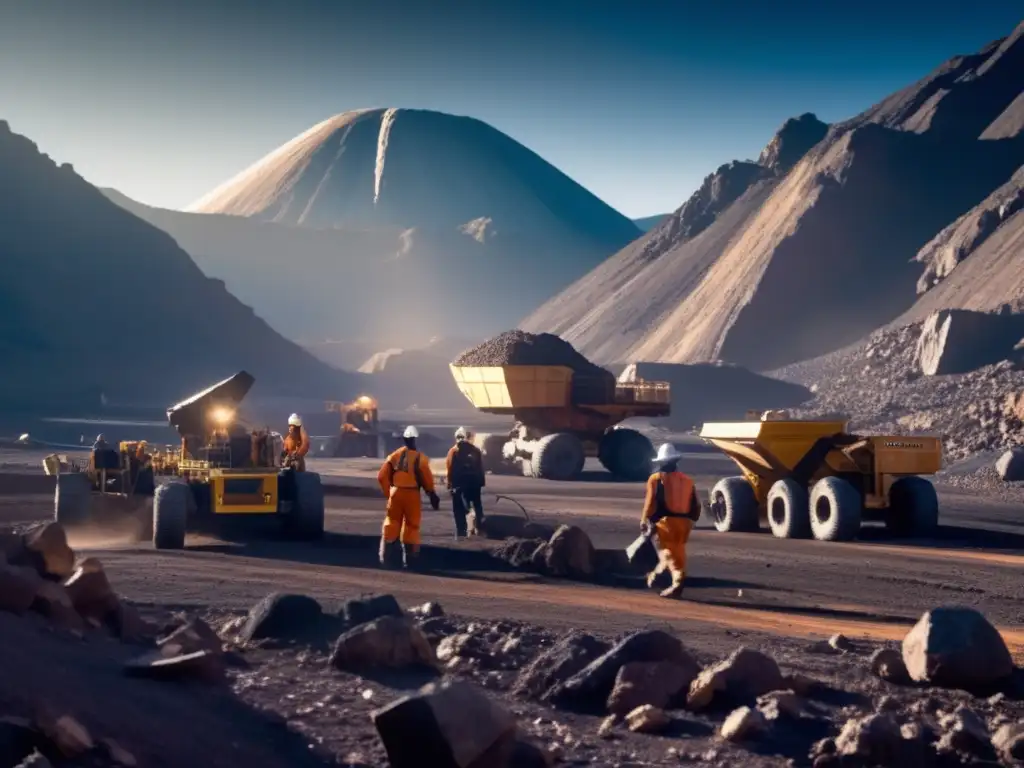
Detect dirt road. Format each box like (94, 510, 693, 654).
(3, 448, 1022, 656)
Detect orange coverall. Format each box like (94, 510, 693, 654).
(642, 470, 700, 596)
(377, 446, 435, 550)
(283, 426, 310, 471)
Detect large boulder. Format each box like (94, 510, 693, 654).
(63, 558, 119, 623)
(22, 523, 75, 580)
(512, 631, 609, 700)
(607, 659, 699, 716)
(996, 447, 1024, 482)
(373, 680, 517, 768)
(339, 593, 404, 629)
(331, 615, 437, 671)
(901, 607, 1014, 691)
(915, 309, 1024, 376)
(542, 525, 595, 578)
(547, 629, 693, 713)
(237, 592, 323, 643)
(686, 647, 785, 711)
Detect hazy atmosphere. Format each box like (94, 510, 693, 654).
(2, 0, 1020, 217)
(2, 4, 1024, 767)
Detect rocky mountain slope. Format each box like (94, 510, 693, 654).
(0, 121, 355, 413)
(102, 109, 639, 349)
(523, 22, 1024, 371)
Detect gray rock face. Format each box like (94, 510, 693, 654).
(995, 447, 1024, 481)
(901, 607, 1014, 690)
(372, 679, 517, 768)
(758, 113, 830, 174)
(915, 309, 1024, 376)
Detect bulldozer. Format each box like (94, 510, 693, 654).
(53, 371, 325, 550)
(700, 410, 943, 542)
(449, 364, 671, 481)
(324, 395, 383, 458)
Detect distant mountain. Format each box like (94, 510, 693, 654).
(0, 121, 356, 414)
(633, 214, 668, 232)
(523, 21, 1024, 371)
(102, 108, 641, 349)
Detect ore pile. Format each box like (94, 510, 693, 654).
(453, 331, 614, 383)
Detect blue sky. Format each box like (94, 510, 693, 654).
(1, 1, 1020, 218)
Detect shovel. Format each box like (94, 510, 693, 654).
(625, 529, 655, 563)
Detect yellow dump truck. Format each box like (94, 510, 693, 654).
(700, 413, 943, 541)
(450, 364, 670, 481)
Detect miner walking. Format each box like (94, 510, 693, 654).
(377, 426, 441, 569)
(445, 427, 486, 538)
(641, 442, 702, 598)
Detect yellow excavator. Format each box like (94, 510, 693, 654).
(325, 395, 383, 458)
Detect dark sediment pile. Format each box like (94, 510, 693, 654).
(453, 331, 613, 381)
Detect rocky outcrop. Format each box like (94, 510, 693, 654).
(914, 309, 1024, 376)
(758, 113, 829, 174)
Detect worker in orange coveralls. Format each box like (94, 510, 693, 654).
(377, 426, 440, 569)
(282, 413, 311, 471)
(641, 442, 702, 599)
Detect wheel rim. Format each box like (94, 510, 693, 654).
(713, 490, 727, 524)
(813, 496, 831, 526)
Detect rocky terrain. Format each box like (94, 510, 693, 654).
(523, 21, 1024, 371)
(0, 122, 356, 414)
(773, 315, 1024, 466)
(3, 519, 1023, 768)
(103, 108, 641, 348)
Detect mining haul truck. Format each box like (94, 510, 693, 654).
(449, 363, 671, 481)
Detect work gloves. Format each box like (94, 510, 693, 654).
(429, 491, 441, 511)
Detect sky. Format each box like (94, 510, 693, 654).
(1, 1, 1021, 219)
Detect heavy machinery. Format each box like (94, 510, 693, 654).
(449, 364, 671, 481)
(324, 395, 383, 458)
(53, 371, 325, 550)
(700, 411, 943, 542)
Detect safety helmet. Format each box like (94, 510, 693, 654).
(403, 425, 420, 439)
(652, 442, 683, 464)
(288, 413, 302, 427)
(454, 426, 468, 441)
(96, 434, 105, 442)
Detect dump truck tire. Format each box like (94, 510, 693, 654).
(153, 481, 189, 550)
(476, 433, 511, 474)
(285, 472, 325, 540)
(598, 428, 655, 481)
(809, 476, 862, 542)
(885, 476, 938, 537)
(530, 433, 585, 481)
(710, 477, 759, 533)
(54, 472, 91, 527)
(766, 478, 810, 539)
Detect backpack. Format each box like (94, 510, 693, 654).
(451, 442, 482, 485)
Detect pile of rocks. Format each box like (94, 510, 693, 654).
(452, 330, 614, 382)
(775, 319, 1024, 464)
(491, 523, 636, 580)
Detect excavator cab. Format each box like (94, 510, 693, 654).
(326, 395, 383, 457)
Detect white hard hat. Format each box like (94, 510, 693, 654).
(288, 413, 302, 427)
(403, 425, 419, 439)
(454, 426, 468, 440)
(653, 442, 683, 464)
(96, 434, 105, 442)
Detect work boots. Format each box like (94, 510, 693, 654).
(378, 538, 401, 569)
(659, 581, 684, 599)
(402, 543, 422, 570)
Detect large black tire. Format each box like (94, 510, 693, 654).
(885, 476, 939, 537)
(809, 476, 862, 542)
(284, 472, 325, 539)
(153, 481, 189, 550)
(710, 477, 759, 533)
(54, 472, 91, 528)
(476, 433, 511, 474)
(529, 433, 586, 481)
(766, 478, 811, 539)
(598, 428, 655, 481)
